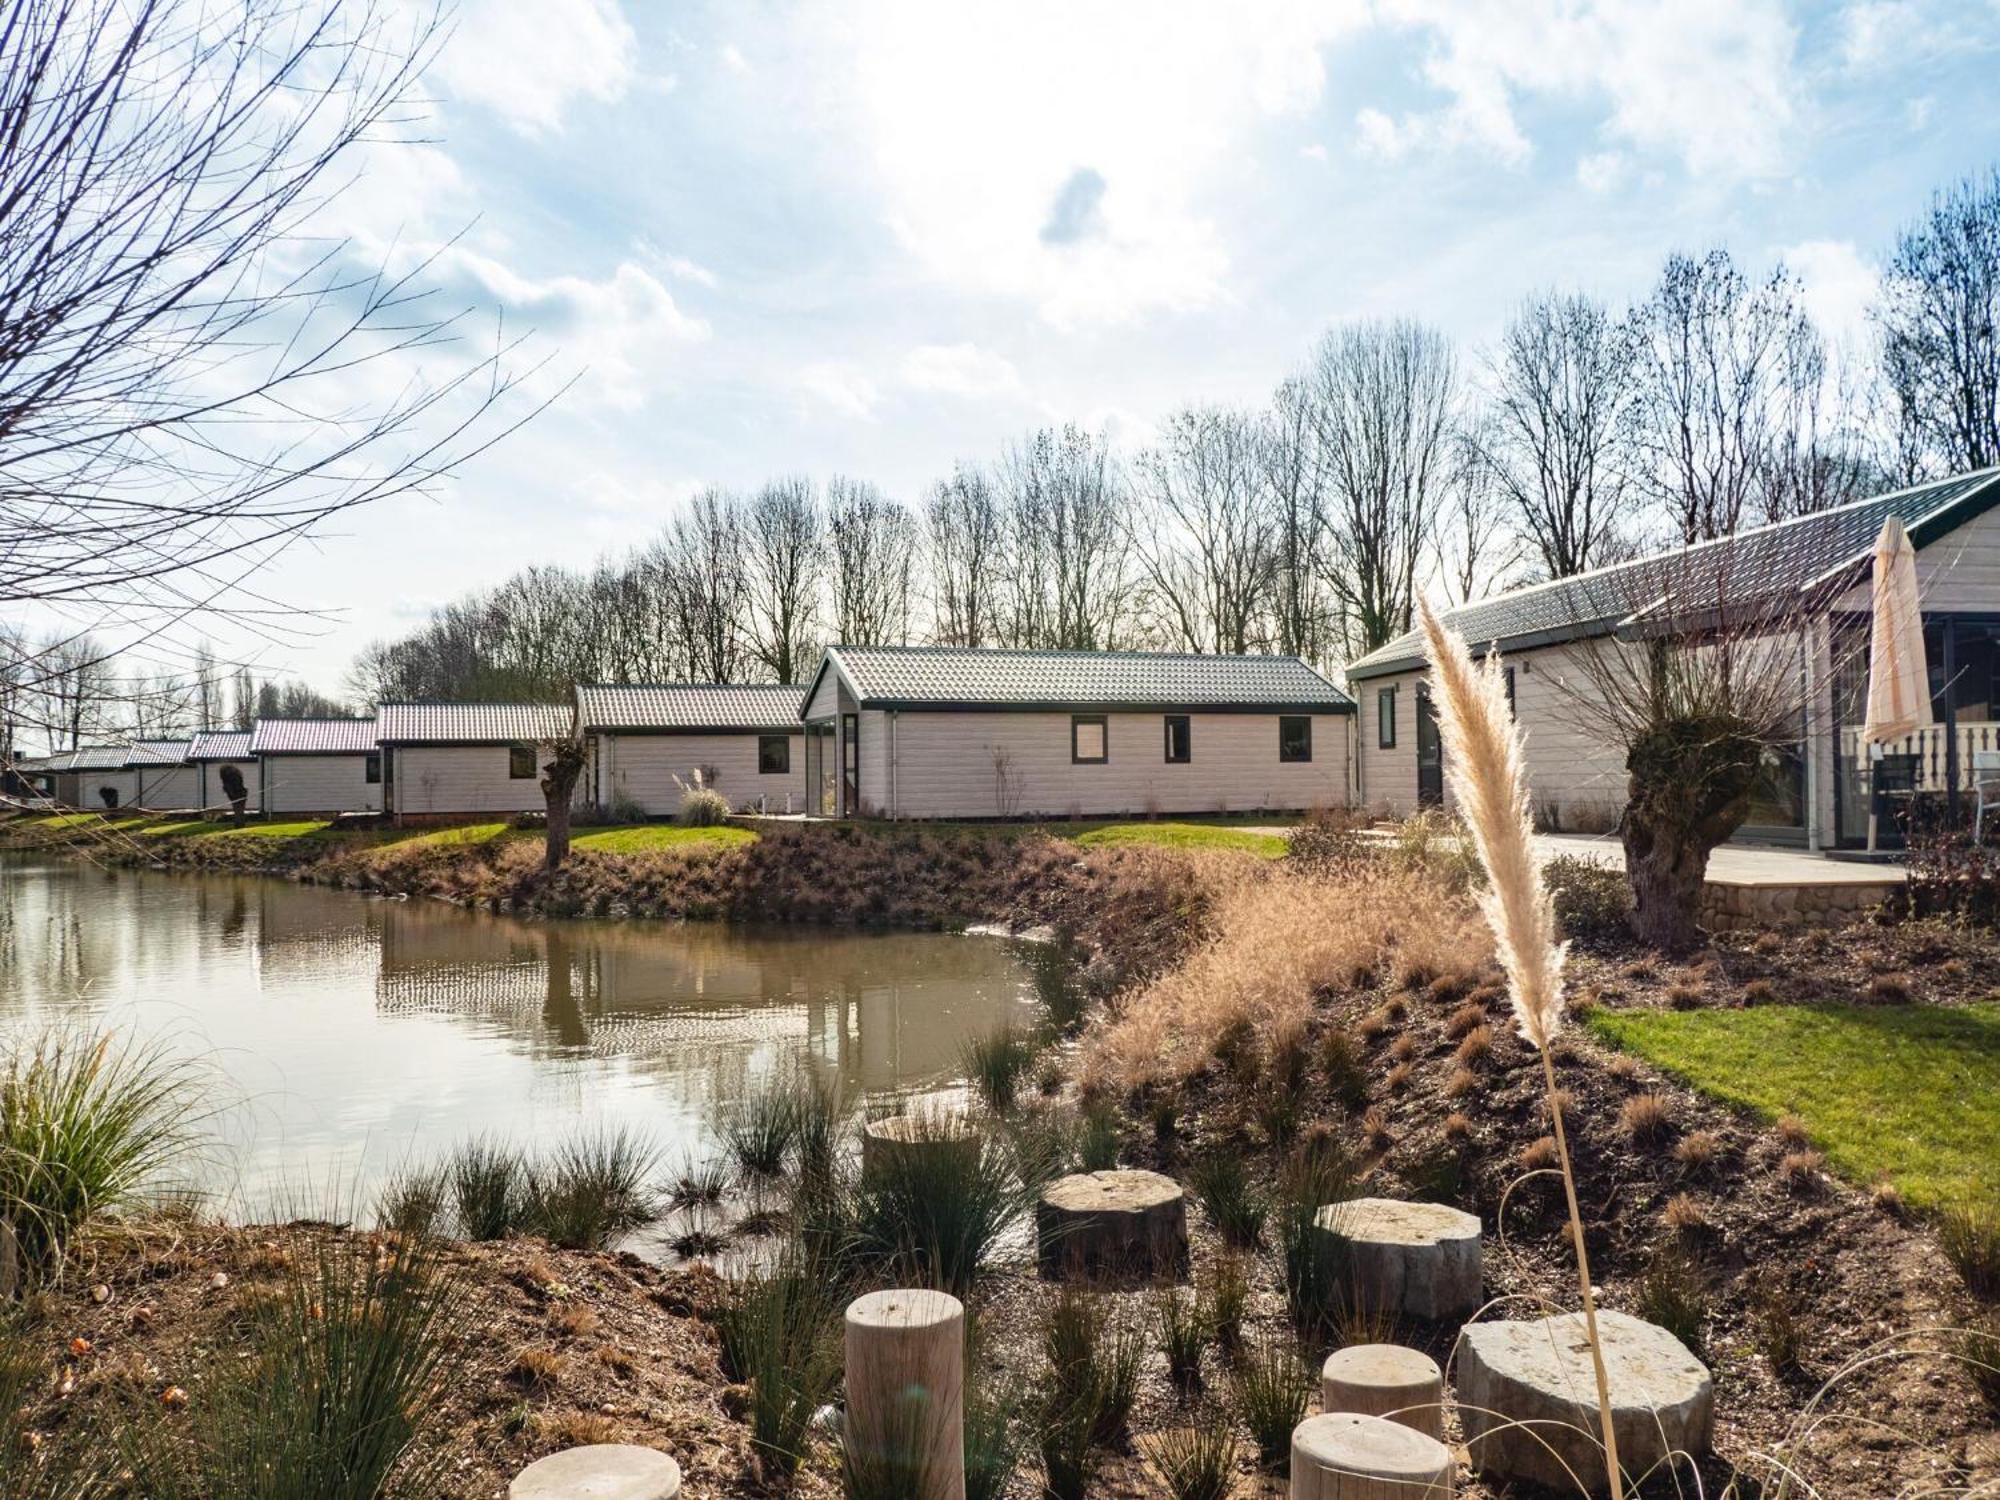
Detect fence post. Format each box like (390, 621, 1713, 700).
(844, 1288, 965, 1500)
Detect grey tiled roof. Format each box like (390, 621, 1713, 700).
(376, 702, 574, 744)
(249, 718, 380, 755)
(1347, 468, 2000, 680)
(820, 646, 1353, 711)
(127, 739, 192, 766)
(62, 746, 137, 771)
(576, 684, 805, 732)
(187, 731, 254, 761)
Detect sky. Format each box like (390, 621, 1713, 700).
(185, 0, 2000, 695)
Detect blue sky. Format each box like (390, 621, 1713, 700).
(256, 0, 2000, 693)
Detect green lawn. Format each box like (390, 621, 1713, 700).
(1068, 821, 1292, 858)
(191, 819, 333, 840)
(570, 823, 758, 853)
(389, 821, 515, 849)
(1589, 1003, 2000, 1211)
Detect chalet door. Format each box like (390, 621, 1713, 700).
(1416, 688, 1444, 807)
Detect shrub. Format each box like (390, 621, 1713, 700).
(1142, 1420, 1239, 1500)
(1276, 1137, 1361, 1343)
(963, 1372, 1025, 1500)
(1956, 1314, 2000, 1418)
(1635, 1247, 1708, 1356)
(523, 1128, 658, 1249)
(1204, 1252, 1248, 1351)
(1040, 1287, 1144, 1446)
(674, 770, 731, 827)
(1674, 1129, 1723, 1173)
(1154, 1287, 1210, 1398)
(712, 1255, 842, 1475)
(1231, 1331, 1311, 1469)
(1187, 1153, 1268, 1249)
(447, 1138, 526, 1240)
(0, 1030, 199, 1284)
(1939, 1201, 2000, 1299)
(853, 1118, 1026, 1297)
(140, 1230, 468, 1499)
(962, 1025, 1036, 1113)
(1618, 1092, 1675, 1147)
(722, 1076, 803, 1178)
(1544, 855, 1631, 941)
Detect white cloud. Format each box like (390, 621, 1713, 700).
(900, 343, 1023, 399)
(638, 242, 720, 287)
(1575, 150, 1628, 194)
(1301, 142, 1329, 163)
(1906, 95, 1936, 131)
(720, 43, 751, 74)
(1783, 238, 1880, 352)
(436, 0, 635, 136)
(798, 362, 882, 420)
(808, 0, 1367, 326)
(1361, 0, 1800, 180)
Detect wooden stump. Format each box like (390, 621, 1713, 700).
(844, 1288, 965, 1500)
(860, 1114, 980, 1183)
(1291, 1412, 1454, 1499)
(509, 1444, 681, 1499)
(1311, 1198, 1482, 1321)
(1456, 1309, 1712, 1495)
(1320, 1343, 1446, 1441)
(1036, 1169, 1188, 1281)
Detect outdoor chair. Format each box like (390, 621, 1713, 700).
(1871, 752, 1921, 844)
(1973, 751, 2000, 842)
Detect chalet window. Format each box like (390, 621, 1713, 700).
(1503, 666, 1517, 717)
(758, 735, 791, 774)
(1279, 716, 1312, 763)
(1072, 715, 1108, 764)
(364, 752, 382, 785)
(508, 745, 537, 779)
(1164, 715, 1191, 764)
(1377, 688, 1397, 749)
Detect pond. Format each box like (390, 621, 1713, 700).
(0, 854, 1041, 1219)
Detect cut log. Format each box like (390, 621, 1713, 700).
(1311, 1198, 1481, 1321)
(1036, 1169, 1188, 1281)
(860, 1114, 980, 1183)
(1456, 1309, 1713, 1495)
(1291, 1411, 1454, 1499)
(508, 1443, 681, 1500)
(1320, 1343, 1445, 1441)
(844, 1288, 965, 1500)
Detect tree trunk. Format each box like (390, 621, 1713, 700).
(541, 737, 588, 872)
(1620, 812, 1715, 951)
(1620, 717, 1763, 952)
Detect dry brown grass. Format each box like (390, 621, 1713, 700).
(1776, 1114, 1811, 1148)
(1663, 1193, 1708, 1235)
(1443, 1112, 1472, 1141)
(1780, 1149, 1825, 1190)
(1605, 1053, 1641, 1082)
(1385, 1061, 1414, 1092)
(1519, 1136, 1559, 1171)
(1666, 981, 1705, 1010)
(1084, 864, 1489, 1091)
(552, 1304, 600, 1339)
(1742, 978, 1778, 1004)
(1389, 1034, 1417, 1063)
(1453, 1025, 1494, 1067)
(1618, 1092, 1675, 1145)
(1444, 1066, 1478, 1099)
(1674, 1130, 1723, 1172)
(1444, 1000, 1487, 1040)
(1751, 930, 1783, 955)
(508, 1346, 566, 1390)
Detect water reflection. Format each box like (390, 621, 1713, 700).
(0, 855, 1036, 1213)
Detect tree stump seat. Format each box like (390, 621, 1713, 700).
(1311, 1197, 1482, 1321)
(860, 1114, 980, 1182)
(1320, 1343, 1446, 1441)
(1035, 1169, 1187, 1281)
(509, 1444, 681, 1500)
(1290, 1411, 1454, 1498)
(1456, 1309, 1713, 1494)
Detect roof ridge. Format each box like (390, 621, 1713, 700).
(833, 643, 1310, 664)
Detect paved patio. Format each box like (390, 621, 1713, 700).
(1528, 833, 1907, 889)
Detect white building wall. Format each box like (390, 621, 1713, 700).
(75, 770, 140, 810)
(595, 732, 806, 816)
(1354, 671, 1422, 816)
(135, 765, 202, 809)
(199, 761, 262, 813)
(392, 744, 582, 817)
(861, 710, 1350, 819)
(1834, 503, 2000, 612)
(262, 753, 382, 814)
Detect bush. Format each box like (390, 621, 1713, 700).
(1154, 1287, 1210, 1397)
(1940, 1200, 2000, 1299)
(522, 1128, 657, 1249)
(1142, 1420, 1238, 1500)
(678, 785, 732, 827)
(0, 1030, 200, 1285)
(140, 1230, 469, 1499)
(1276, 1136, 1361, 1343)
(712, 1255, 842, 1475)
(1187, 1153, 1268, 1248)
(1545, 854, 1632, 941)
(446, 1138, 526, 1240)
(1231, 1331, 1311, 1469)
(962, 1025, 1036, 1113)
(1635, 1246, 1708, 1357)
(1040, 1287, 1144, 1445)
(853, 1115, 1026, 1296)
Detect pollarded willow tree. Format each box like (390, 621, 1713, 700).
(0, 0, 535, 750)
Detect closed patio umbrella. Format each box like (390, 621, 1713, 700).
(1862, 516, 1932, 851)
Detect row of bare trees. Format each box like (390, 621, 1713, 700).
(348, 163, 2000, 704)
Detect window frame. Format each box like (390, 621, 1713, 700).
(1377, 688, 1397, 749)
(1163, 714, 1191, 764)
(758, 734, 792, 775)
(1278, 715, 1313, 764)
(507, 744, 538, 780)
(1503, 666, 1517, 717)
(1071, 714, 1109, 765)
(364, 751, 382, 785)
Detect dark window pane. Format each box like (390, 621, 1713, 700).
(364, 752, 382, 785)
(1164, 715, 1191, 763)
(1279, 716, 1312, 763)
(508, 745, 537, 779)
(1377, 689, 1396, 749)
(758, 735, 791, 775)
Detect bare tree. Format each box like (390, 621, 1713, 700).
(1435, 428, 1522, 604)
(926, 465, 1007, 648)
(826, 477, 915, 645)
(1478, 292, 1638, 578)
(1131, 407, 1274, 653)
(1629, 250, 1828, 542)
(997, 426, 1131, 650)
(657, 492, 749, 682)
(35, 636, 112, 750)
(745, 478, 822, 682)
(1264, 379, 1336, 666)
(1877, 166, 2000, 476)
(231, 667, 256, 731)
(1307, 320, 1458, 656)
(191, 644, 222, 732)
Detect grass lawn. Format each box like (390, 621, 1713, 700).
(1067, 820, 1291, 858)
(570, 823, 758, 854)
(1590, 1002, 2000, 1211)
(190, 819, 334, 840)
(388, 822, 516, 849)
